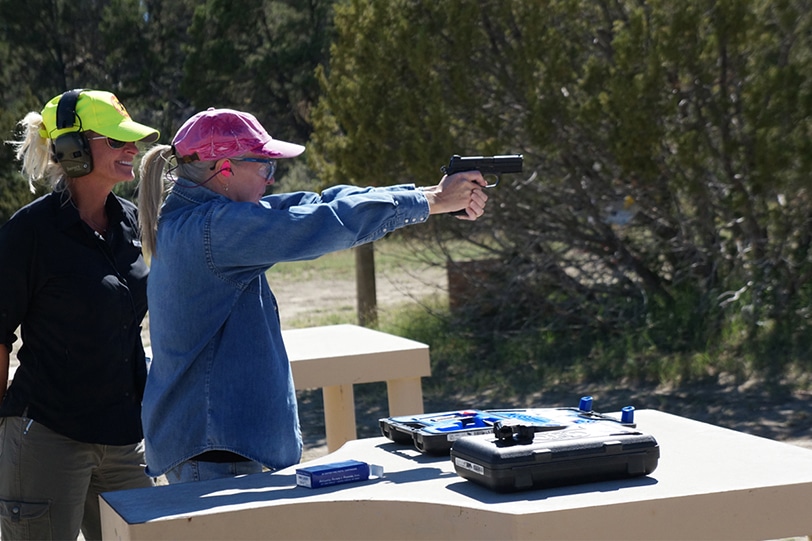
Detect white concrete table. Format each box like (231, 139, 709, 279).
(100, 409, 812, 540)
(282, 324, 431, 451)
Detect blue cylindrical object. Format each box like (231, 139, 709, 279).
(621, 405, 635, 424)
(579, 396, 593, 412)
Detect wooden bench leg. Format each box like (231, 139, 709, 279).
(322, 384, 357, 452)
(386, 377, 424, 417)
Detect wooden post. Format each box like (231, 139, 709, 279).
(355, 243, 378, 327)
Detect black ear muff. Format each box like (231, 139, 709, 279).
(52, 89, 93, 178)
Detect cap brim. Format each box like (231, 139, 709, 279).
(254, 139, 306, 159)
(98, 120, 160, 143)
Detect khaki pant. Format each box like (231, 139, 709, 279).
(0, 416, 153, 541)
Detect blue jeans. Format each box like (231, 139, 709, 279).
(165, 457, 263, 484)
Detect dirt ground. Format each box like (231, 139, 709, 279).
(271, 263, 447, 325)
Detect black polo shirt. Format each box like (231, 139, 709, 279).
(0, 191, 148, 445)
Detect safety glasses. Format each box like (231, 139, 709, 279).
(232, 157, 277, 181)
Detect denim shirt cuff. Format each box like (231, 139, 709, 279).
(393, 189, 430, 227)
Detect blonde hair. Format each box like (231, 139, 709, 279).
(137, 145, 219, 257)
(138, 145, 173, 257)
(7, 112, 68, 193)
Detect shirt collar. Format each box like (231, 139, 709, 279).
(53, 191, 125, 232)
(170, 176, 227, 204)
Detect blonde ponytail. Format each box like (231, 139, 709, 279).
(6, 112, 65, 192)
(138, 144, 174, 257)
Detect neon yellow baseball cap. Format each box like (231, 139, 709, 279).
(39, 89, 159, 143)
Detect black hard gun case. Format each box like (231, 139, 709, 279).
(449, 421, 659, 493)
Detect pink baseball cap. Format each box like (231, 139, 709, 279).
(172, 107, 305, 162)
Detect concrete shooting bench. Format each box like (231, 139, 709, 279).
(282, 324, 431, 451)
(99, 409, 812, 540)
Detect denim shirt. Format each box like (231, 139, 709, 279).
(142, 178, 430, 476)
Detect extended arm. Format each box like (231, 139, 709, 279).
(265, 172, 488, 220)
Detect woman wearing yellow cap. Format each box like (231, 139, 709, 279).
(0, 89, 159, 541)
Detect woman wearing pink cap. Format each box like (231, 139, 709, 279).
(0, 90, 160, 540)
(137, 107, 488, 483)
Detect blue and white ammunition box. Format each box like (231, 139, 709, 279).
(296, 460, 378, 489)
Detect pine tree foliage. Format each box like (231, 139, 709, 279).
(311, 0, 812, 357)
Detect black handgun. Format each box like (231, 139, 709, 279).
(441, 154, 523, 188)
(441, 154, 523, 216)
